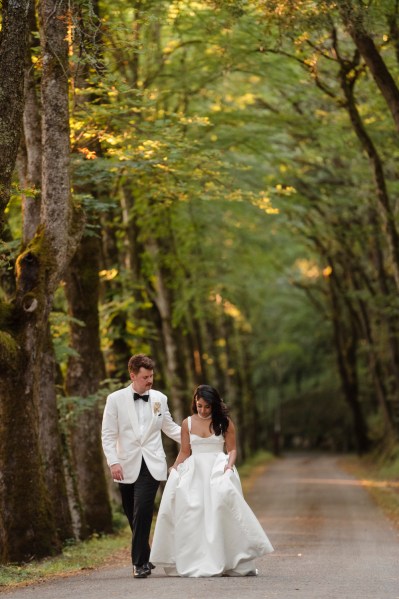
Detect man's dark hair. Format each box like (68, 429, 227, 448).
(128, 354, 155, 374)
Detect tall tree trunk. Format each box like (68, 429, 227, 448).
(65, 235, 113, 537)
(368, 217, 399, 428)
(334, 37, 399, 291)
(0, 0, 58, 564)
(335, 217, 397, 436)
(146, 239, 185, 422)
(39, 0, 72, 282)
(40, 325, 74, 540)
(219, 313, 246, 460)
(14, 5, 74, 542)
(308, 229, 370, 453)
(337, 0, 399, 133)
(63, 0, 113, 537)
(0, 0, 30, 235)
(387, 9, 399, 66)
(0, 0, 85, 562)
(350, 272, 391, 418)
(0, 350, 59, 563)
(329, 274, 370, 454)
(19, 2, 42, 244)
(185, 309, 206, 384)
(205, 318, 226, 393)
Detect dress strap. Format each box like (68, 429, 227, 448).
(188, 416, 192, 433)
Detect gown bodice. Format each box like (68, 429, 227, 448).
(190, 432, 225, 454)
(188, 416, 225, 454)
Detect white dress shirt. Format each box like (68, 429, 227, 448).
(132, 387, 152, 437)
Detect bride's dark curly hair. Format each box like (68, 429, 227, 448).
(191, 384, 230, 437)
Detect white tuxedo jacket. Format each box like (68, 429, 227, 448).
(101, 384, 181, 484)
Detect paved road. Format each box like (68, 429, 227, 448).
(2, 453, 399, 598)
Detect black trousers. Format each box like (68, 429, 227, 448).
(119, 458, 160, 566)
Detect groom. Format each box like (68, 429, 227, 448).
(102, 354, 181, 578)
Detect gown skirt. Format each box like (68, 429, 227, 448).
(150, 428, 274, 577)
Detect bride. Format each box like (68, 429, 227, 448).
(149, 384, 274, 577)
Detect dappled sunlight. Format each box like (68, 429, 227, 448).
(212, 292, 252, 331)
(295, 259, 321, 279)
(360, 479, 399, 489)
(99, 269, 118, 281)
(286, 477, 399, 489)
(253, 193, 280, 214)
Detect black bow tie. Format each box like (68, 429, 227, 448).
(134, 392, 149, 402)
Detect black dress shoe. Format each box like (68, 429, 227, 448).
(133, 565, 148, 578)
(143, 562, 155, 575)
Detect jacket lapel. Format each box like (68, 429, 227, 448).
(141, 392, 159, 442)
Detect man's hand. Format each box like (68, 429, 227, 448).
(110, 464, 124, 481)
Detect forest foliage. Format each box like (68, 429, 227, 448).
(1, 0, 399, 563)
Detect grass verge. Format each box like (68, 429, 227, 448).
(0, 451, 274, 590)
(340, 444, 399, 530)
(0, 529, 131, 590)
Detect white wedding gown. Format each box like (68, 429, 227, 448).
(150, 417, 274, 577)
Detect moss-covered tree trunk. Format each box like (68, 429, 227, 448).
(0, 0, 30, 235)
(0, 0, 84, 562)
(0, 0, 57, 564)
(0, 324, 52, 563)
(14, 5, 74, 543)
(65, 234, 113, 538)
